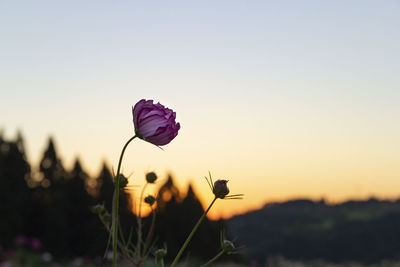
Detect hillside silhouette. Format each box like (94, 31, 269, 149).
(227, 198, 400, 264)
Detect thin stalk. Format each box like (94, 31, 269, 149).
(160, 258, 165, 267)
(113, 135, 136, 267)
(200, 250, 224, 267)
(99, 213, 135, 263)
(170, 197, 217, 267)
(143, 208, 156, 256)
(137, 182, 148, 258)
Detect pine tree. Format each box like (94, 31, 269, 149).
(180, 184, 220, 259)
(152, 176, 220, 260)
(0, 134, 31, 248)
(26, 137, 69, 256)
(64, 159, 97, 256)
(96, 162, 114, 211)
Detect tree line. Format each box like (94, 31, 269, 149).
(0, 132, 222, 261)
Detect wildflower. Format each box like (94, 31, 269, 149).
(15, 235, 28, 246)
(145, 172, 157, 183)
(30, 238, 42, 250)
(132, 99, 180, 146)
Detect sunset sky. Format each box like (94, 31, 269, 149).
(1, 1, 399, 219)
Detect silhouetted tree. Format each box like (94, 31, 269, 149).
(39, 137, 65, 187)
(180, 184, 220, 259)
(118, 177, 137, 246)
(0, 133, 229, 263)
(152, 175, 182, 259)
(25, 138, 70, 257)
(64, 159, 98, 256)
(0, 133, 31, 248)
(91, 163, 137, 253)
(152, 176, 220, 261)
(96, 162, 114, 211)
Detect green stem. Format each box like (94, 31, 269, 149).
(160, 258, 165, 267)
(99, 213, 135, 263)
(113, 135, 136, 267)
(170, 197, 217, 267)
(143, 208, 156, 256)
(200, 250, 225, 267)
(137, 182, 148, 258)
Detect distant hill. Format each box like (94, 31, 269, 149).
(226, 198, 400, 264)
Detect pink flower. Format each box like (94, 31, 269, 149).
(14, 235, 28, 246)
(30, 238, 42, 250)
(132, 99, 180, 146)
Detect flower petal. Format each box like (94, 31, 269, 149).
(132, 99, 180, 146)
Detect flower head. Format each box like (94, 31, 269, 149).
(30, 238, 42, 250)
(213, 180, 230, 199)
(116, 174, 128, 189)
(15, 235, 28, 246)
(204, 172, 244, 200)
(144, 195, 156, 206)
(145, 171, 157, 183)
(132, 99, 180, 146)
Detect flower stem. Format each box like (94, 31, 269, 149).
(99, 212, 135, 263)
(143, 208, 156, 256)
(137, 182, 148, 258)
(200, 250, 224, 267)
(113, 135, 136, 267)
(170, 197, 217, 267)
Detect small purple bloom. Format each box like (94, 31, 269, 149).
(15, 235, 28, 246)
(30, 238, 42, 250)
(132, 99, 180, 146)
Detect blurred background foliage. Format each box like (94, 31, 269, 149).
(0, 132, 224, 263)
(2, 132, 400, 266)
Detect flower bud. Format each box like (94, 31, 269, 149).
(145, 172, 157, 183)
(132, 99, 180, 146)
(103, 213, 112, 224)
(221, 239, 235, 254)
(213, 180, 230, 199)
(90, 204, 105, 215)
(116, 174, 128, 188)
(155, 248, 167, 259)
(144, 195, 156, 206)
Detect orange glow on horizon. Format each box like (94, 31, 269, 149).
(128, 178, 400, 221)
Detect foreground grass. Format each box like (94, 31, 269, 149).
(265, 256, 400, 267)
(3, 251, 400, 267)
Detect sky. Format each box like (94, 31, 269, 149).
(1, 1, 399, 219)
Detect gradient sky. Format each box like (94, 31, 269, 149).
(1, 1, 399, 218)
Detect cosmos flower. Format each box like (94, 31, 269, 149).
(132, 99, 180, 146)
